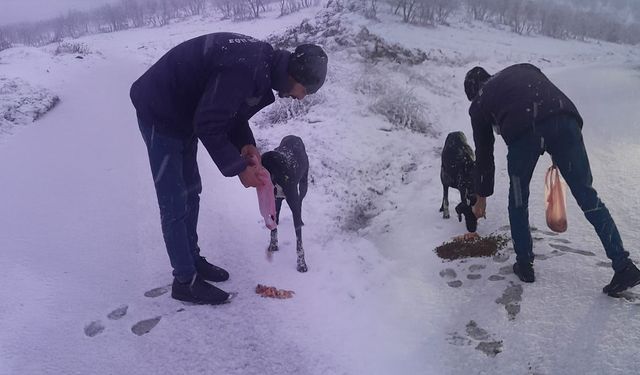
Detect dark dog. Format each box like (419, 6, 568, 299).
(261, 135, 309, 272)
(440, 131, 478, 233)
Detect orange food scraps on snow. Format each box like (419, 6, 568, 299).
(255, 284, 295, 299)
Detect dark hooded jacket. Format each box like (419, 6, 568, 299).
(469, 63, 583, 197)
(130, 33, 291, 177)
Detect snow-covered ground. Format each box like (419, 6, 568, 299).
(1, 3, 640, 374)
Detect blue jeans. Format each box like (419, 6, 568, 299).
(507, 115, 630, 272)
(138, 120, 202, 281)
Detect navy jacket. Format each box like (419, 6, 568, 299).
(468, 63, 583, 197)
(130, 33, 291, 177)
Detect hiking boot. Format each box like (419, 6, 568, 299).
(513, 262, 535, 283)
(171, 275, 231, 305)
(195, 256, 229, 282)
(603, 262, 640, 296)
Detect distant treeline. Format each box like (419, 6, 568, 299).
(358, 0, 640, 44)
(0, 0, 318, 51)
(1, 0, 638, 53)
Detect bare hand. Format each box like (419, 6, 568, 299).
(473, 196, 487, 219)
(241, 144, 261, 166)
(238, 165, 261, 188)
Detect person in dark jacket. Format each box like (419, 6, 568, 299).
(464, 63, 640, 296)
(131, 32, 328, 304)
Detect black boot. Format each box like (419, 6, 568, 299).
(603, 262, 640, 296)
(195, 256, 229, 282)
(513, 262, 535, 283)
(171, 275, 231, 305)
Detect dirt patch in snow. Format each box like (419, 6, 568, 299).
(435, 234, 510, 260)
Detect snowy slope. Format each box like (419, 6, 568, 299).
(1, 2, 640, 375)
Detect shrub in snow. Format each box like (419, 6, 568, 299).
(0, 39, 11, 52)
(355, 70, 436, 135)
(262, 93, 326, 125)
(371, 87, 435, 135)
(0, 77, 60, 134)
(268, 5, 427, 66)
(54, 42, 91, 56)
(355, 28, 428, 65)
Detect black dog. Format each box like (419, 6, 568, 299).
(261, 135, 309, 272)
(440, 131, 478, 233)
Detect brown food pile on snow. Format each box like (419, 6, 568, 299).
(255, 284, 295, 299)
(435, 233, 510, 260)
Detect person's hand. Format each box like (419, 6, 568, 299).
(472, 196, 487, 219)
(241, 144, 261, 166)
(239, 165, 261, 188)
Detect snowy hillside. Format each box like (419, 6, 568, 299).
(1, 2, 640, 374)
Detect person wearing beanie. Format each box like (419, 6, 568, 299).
(464, 63, 640, 295)
(130, 33, 328, 305)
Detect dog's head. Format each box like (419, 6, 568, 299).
(444, 131, 468, 149)
(443, 132, 475, 188)
(261, 151, 286, 185)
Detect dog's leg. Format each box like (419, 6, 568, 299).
(268, 198, 285, 252)
(299, 170, 308, 200)
(295, 226, 307, 273)
(440, 184, 450, 219)
(285, 187, 307, 273)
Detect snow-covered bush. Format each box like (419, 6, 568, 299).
(371, 87, 434, 135)
(0, 77, 60, 134)
(356, 28, 428, 65)
(262, 93, 326, 124)
(0, 39, 10, 52)
(54, 41, 91, 56)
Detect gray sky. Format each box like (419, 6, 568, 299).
(1, 0, 117, 26)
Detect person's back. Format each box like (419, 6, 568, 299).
(130, 33, 274, 137)
(470, 63, 583, 145)
(464, 64, 640, 294)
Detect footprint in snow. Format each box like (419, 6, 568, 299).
(492, 253, 510, 263)
(144, 285, 171, 298)
(439, 268, 463, 288)
(447, 321, 503, 358)
(469, 264, 486, 272)
(131, 317, 162, 336)
(84, 321, 105, 337)
(548, 243, 595, 257)
(107, 305, 128, 320)
(498, 265, 514, 275)
(439, 268, 457, 279)
(495, 282, 523, 320)
(448, 280, 463, 288)
(535, 250, 565, 261)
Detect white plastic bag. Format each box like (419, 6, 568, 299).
(544, 165, 568, 233)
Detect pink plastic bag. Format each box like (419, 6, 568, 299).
(545, 165, 568, 233)
(256, 167, 277, 230)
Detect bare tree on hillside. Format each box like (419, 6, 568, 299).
(433, 0, 458, 24)
(0, 29, 11, 52)
(186, 0, 207, 15)
(215, 0, 234, 19)
(121, 0, 145, 27)
(465, 0, 491, 21)
(390, 0, 419, 23)
(97, 3, 128, 32)
(246, 0, 265, 18)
